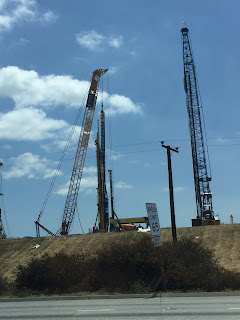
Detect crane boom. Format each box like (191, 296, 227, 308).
(60, 69, 108, 235)
(181, 28, 214, 222)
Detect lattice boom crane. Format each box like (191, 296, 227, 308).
(181, 28, 214, 223)
(60, 69, 108, 235)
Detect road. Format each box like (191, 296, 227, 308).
(0, 295, 240, 319)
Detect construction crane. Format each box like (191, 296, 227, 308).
(94, 106, 109, 232)
(181, 28, 214, 226)
(35, 68, 108, 236)
(60, 69, 108, 235)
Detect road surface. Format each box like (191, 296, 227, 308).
(0, 295, 240, 319)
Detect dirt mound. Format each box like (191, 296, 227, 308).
(0, 224, 240, 281)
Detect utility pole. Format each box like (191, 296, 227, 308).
(161, 142, 178, 242)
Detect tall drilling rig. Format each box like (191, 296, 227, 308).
(0, 162, 7, 239)
(0, 209, 7, 240)
(181, 28, 215, 226)
(94, 105, 109, 232)
(35, 68, 108, 236)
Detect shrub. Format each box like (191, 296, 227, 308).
(0, 275, 9, 296)
(16, 252, 93, 294)
(15, 235, 240, 294)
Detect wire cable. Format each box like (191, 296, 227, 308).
(76, 203, 85, 234)
(36, 85, 89, 223)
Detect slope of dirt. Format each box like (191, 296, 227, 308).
(1, 224, 240, 281)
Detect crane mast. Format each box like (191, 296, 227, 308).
(0, 209, 7, 240)
(60, 69, 108, 235)
(95, 106, 109, 232)
(0, 162, 7, 240)
(100, 106, 109, 230)
(181, 28, 214, 223)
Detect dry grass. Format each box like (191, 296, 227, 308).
(1, 224, 240, 281)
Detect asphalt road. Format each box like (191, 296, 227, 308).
(0, 295, 240, 319)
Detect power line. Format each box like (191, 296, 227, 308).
(1, 143, 240, 169)
(1, 135, 240, 162)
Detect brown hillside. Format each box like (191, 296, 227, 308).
(1, 224, 240, 281)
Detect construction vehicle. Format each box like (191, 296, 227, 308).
(181, 28, 218, 226)
(108, 168, 149, 232)
(110, 217, 149, 232)
(35, 69, 108, 236)
(93, 105, 109, 232)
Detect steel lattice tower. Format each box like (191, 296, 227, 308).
(60, 69, 108, 235)
(0, 209, 7, 239)
(181, 28, 214, 222)
(100, 107, 109, 230)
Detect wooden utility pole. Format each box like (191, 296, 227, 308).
(161, 142, 178, 242)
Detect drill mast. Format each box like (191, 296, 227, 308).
(95, 106, 109, 232)
(181, 28, 214, 222)
(0, 162, 7, 239)
(0, 208, 7, 239)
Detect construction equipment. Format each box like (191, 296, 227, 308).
(0, 208, 6, 240)
(110, 217, 149, 231)
(107, 169, 148, 231)
(35, 68, 108, 236)
(0, 162, 7, 239)
(108, 169, 118, 220)
(94, 105, 109, 232)
(181, 28, 215, 226)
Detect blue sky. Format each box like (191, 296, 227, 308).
(0, 0, 239, 238)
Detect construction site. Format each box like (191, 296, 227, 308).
(0, 27, 238, 275)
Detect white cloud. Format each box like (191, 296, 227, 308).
(3, 152, 60, 179)
(0, 107, 68, 141)
(163, 186, 185, 193)
(115, 181, 133, 190)
(0, 66, 142, 116)
(107, 94, 142, 116)
(108, 66, 119, 75)
(0, 66, 89, 108)
(108, 36, 123, 48)
(42, 9, 57, 23)
(76, 31, 105, 50)
(55, 166, 132, 196)
(55, 166, 97, 196)
(0, 0, 57, 32)
(76, 30, 123, 51)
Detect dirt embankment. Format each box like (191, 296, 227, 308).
(1, 224, 240, 281)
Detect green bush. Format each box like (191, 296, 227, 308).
(16, 252, 93, 294)
(15, 235, 240, 294)
(0, 275, 9, 296)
